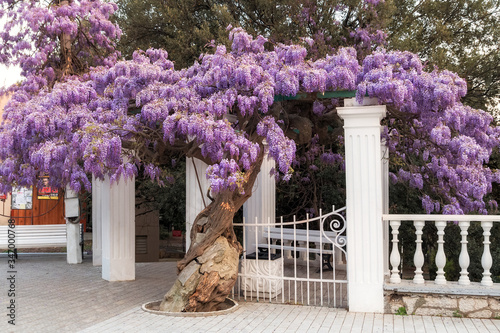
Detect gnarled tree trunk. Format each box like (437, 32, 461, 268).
(159, 152, 264, 312)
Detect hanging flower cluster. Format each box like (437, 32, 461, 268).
(358, 49, 500, 213)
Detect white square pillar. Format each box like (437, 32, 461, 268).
(101, 175, 135, 281)
(338, 98, 386, 313)
(65, 186, 82, 264)
(92, 176, 103, 266)
(243, 146, 275, 255)
(186, 158, 210, 251)
(66, 222, 82, 264)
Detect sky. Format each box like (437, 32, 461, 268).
(0, 15, 22, 89)
(0, 64, 22, 89)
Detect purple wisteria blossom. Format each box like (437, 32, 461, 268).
(0, 3, 498, 216)
(358, 49, 500, 214)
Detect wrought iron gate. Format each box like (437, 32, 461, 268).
(232, 206, 347, 308)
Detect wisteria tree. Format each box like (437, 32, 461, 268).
(1, 0, 500, 312)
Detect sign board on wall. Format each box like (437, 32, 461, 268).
(37, 176, 58, 200)
(12, 186, 33, 210)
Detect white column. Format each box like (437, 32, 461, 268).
(186, 158, 211, 251)
(101, 175, 135, 281)
(337, 97, 386, 313)
(92, 176, 103, 266)
(243, 146, 275, 256)
(65, 186, 82, 264)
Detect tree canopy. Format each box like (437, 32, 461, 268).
(387, 0, 500, 111)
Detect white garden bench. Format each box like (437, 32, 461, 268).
(257, 227, 346, 270)
(0, 224, 69, 258)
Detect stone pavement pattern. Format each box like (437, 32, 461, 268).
(81, 302, 500, 333)
(0, 254, 176, 333)
(1, 254, 500, 332)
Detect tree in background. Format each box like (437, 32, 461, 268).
(387, 0, 500, 111)
(1, 0, 499, 312)
(116, 0, 391, 67)
(0, 0, 121, 92)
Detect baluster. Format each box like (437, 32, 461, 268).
(481, 221, 493, 286)
(413, 221, 425, 284)
(389, 220, 401, 283)
(458, 221, 470, 285)
(434, 221, 447, 284)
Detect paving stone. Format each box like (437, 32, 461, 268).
(0, 253, 495, 332)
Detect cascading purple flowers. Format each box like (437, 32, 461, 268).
(358, 48, 500, 214)
(0, 7, 498, 216)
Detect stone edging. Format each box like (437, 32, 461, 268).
(141, 298, 239, 317)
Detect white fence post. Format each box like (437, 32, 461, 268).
(338, 98, 386, 313)
(243, 143, 275, 256)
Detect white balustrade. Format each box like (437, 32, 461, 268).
(389, 220, 401, 284)
(458, 221, 470, 285)
(481, 221, 493, 286)
(413, 221, 425, 284)
(383, 215, 500, 289)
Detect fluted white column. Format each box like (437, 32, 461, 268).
(92, 176, 103, 266)
(338, 98, 386, 313)
(186, 158, 210, 251)
(434, 221, 447, 285)
(101, 175, 135, 281)
(243, 145, 275, 256)
(413, 221, 425, 284)
(458, 221, 470, 285)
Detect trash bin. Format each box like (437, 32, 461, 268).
(240, 250, 283, 297)
(245, 251, 281, 260)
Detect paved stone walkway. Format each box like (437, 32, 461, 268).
(0, 253, 175, 333)
(1, 254, 500, 332)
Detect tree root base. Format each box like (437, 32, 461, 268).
(142, 298, 239, 317)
